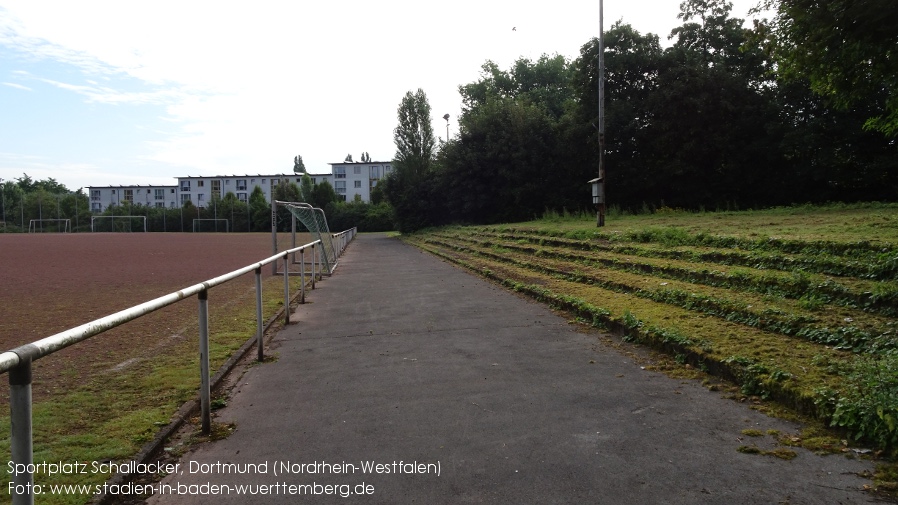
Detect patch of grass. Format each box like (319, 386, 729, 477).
(737, 445, 798, 460)
(0, 274, 302, 505)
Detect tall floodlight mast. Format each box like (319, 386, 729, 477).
(597, 0, 606, 227)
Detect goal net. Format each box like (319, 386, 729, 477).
(28, 219, 71, 233)
(91, 216, 147, 232)
(274, 201, 337, 274)
(192, 219, 230, 232)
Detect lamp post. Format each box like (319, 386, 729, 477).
(443, 113, 450, 142)
(596, 0, 606, 227)
(1, 177, 5, 229)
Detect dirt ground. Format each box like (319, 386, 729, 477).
(0, 232, 307, 405)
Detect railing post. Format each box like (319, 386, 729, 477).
(300, 248, 306, 304)
(283, 254, 290, 325)
(271, 199, 278, 276)
(290, 214, 297, 265)
(9, 357, 34, 505)
(198, 289, 211, 435)
(255, 267, 263, 362)
(311, 244, 317, 288)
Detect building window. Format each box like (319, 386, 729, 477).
(354, 166, 361, 175)
(370, 166, 380, 179)
(335, 181, 346, 193)
(237, 180, 247, 190)
(354, 180, 361, 188)
(111, 189, 116, 194)
(181, 181, 191, 191)
(170, 188, 175, 193)
(225, 180, 230, 185)
(181, 194, 191, 203)
(197, 180, 205, 187)
(335, 167, 346, 179)
(197, 194, 205, 202)
(123, 189, 133, 202)
(155, 189, 164, 200)
(155, 202, 164, 208)
(237, 193, 247, 202)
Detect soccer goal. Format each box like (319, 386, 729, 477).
(28, 219, 71, 233)
(192, 219, 230, 233)
(91, 215, 147, 232)
(272, 200, 337, 275)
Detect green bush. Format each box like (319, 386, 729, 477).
(830, 352, 898, 452)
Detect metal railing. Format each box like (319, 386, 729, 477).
(333, 227, 356, 256)
(1, 231, 356, 504)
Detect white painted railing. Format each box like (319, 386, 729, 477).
(1, 230, 356, 504)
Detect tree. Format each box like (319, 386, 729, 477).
(460, 54, 573, 120)
(345, 153, 353, 163)
(370, 181, 385, 205)
(573, 23, 665, 209)
(293, 155, 306, 173)
(443, 95, 576, 223)
(248, 186, 269, 232)
(758, 0, 898, 136)
(299, 173, 314, 203)
(382, 89, 441, 232)
(311, 180, 337, 209)
(393, 88, 436, 176)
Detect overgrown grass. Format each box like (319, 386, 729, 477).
(406, 203, 898, 454)
(0, 273, 311, 504)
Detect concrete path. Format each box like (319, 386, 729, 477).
(148, 233, 874, 504)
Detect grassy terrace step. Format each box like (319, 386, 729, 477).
(478, 226, 898, 282)
(458, 229, 898, 317)
(408, 236, 849, 416)
(404, 210, 898, 451)
(423, 234, 897, 354)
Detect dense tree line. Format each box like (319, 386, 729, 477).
(0, 174, 91, 232)
(383, 0, 897, 231)
(1, 173, 389, 233)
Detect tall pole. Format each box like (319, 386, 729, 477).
(597, 0, 606, 227)
(1, 178, 5, 229)
(443, 113, 450, 143)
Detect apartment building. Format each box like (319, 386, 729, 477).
(88, 185, 178, 213)
(89, 172, 335, 212)
(328, 161, 393, 202)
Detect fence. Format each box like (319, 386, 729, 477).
(0, 228, 356, 504)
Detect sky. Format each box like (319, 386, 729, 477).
(0, 0, 765, 191)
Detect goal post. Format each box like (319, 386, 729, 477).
(271, 200, 337, 275)
(28, 219, 71, 233)
(192, 219, 230, 233)
(90, 216, 147, 232)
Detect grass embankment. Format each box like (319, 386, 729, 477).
(403, 204, 898, 456)
(0, 272, 314, 505)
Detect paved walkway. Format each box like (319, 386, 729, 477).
(149, 233, 873, 504)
